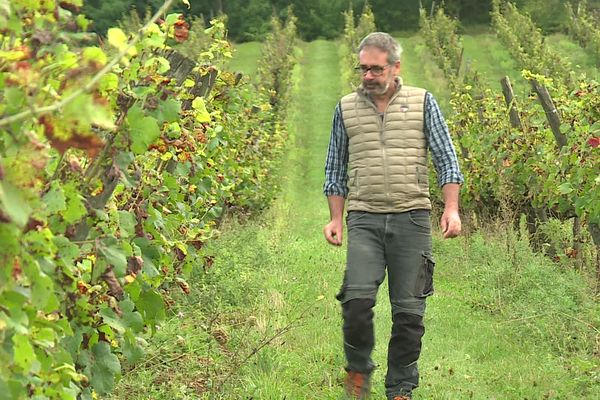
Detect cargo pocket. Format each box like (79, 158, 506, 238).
(415, 252, 435, 298)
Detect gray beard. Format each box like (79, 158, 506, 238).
(362, 80, 391, 96)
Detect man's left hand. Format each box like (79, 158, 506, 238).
(440, 210, 461, 239)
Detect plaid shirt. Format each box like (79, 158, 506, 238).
(323, 91, 464, 197)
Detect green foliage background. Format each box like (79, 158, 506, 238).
(0, 1, 298, 398)
(83, 0, 600, 42)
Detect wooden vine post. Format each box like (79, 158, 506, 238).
(530, 79, 567, 148)
(500, 76, 522, 129)
(530, 79, 599, 281)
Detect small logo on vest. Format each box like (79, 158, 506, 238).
(400, 104, 410, 112)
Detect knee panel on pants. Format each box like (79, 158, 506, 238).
(342, 298, 375, 347)
(389, 312, 425, 366)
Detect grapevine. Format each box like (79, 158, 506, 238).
(0, 1, 296, 398)
(339, 1, 376, 94)
(566, 0, 600, 66)
(420, 3, 600, 272)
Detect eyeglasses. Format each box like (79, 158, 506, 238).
(355, 64, 390, 76)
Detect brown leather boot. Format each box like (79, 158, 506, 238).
(344, 370, 370, 399)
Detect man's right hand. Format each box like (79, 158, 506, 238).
(323, 219, 343, 246)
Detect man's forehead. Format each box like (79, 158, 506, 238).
(359, 47, 387, 60)
(359, 45, 388, 56)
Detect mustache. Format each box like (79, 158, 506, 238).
(362, 80, 389, 93)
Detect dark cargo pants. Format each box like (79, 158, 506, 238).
(336, 209, 435, 398)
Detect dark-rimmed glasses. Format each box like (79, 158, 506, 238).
(355, 64, 390, 76)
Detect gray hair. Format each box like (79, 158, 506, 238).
(358, 32, 403, 64)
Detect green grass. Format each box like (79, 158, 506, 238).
(545, 33, 600, 80)
(460, 33, 528, 95)
(398, 35, 451, 112)
(110, 34, 600, 399)
(228, 42, 262, 78)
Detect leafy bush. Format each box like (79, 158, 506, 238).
(0, 1, 296, 398)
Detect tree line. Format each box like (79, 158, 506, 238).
(83, 0, 600, 42)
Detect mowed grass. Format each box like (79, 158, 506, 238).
(110, 33, 599, 399)
(397, 34, 451, 112)
(228, 41, 262, 78)
(460, 33, 527, 94)
(545, 33, 600, 80)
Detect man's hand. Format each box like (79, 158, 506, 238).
(440, 183, 461, 239)
(324, 195, 346, 246)
(323, 219, 343, 246)
(440, 209, 461, 239)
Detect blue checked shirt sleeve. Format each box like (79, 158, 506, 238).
(424, 92, 465, 187)
(323, 103, 349, 197)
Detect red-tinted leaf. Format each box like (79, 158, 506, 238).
(12, 258, 22, 280)
(174, 16, 189, 43)
(40, 115, 105, 158)
(127, 256, 143, 275)
(59, 1, 81, 14)
(103, 268, 124, 300)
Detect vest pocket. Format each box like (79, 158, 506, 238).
(416, 166, 428, 192)
(352, 169, 359, 198)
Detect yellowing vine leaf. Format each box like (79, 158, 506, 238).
(107, 28, 137, 57)
(192, 97, 211, 122)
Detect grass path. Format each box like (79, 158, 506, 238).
(460, 33, 526, 93)
(111, 38, 599, 400)
(229, 42, 263, 78)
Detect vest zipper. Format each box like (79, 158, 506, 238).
(379, 92, 401, 206)
(363, 90, 402, 206)
(379, 113, 390, 205)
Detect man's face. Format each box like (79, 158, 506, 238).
(358, 46, 400, 97)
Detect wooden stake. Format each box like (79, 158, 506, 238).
(529, 79, 568, 148)
(500, 76, 522, 129)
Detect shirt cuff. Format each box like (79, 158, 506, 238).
(438, 171, 464, 187)
(323, 184, 348, 197)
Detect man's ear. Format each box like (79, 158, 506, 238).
(394, 61, 401, 76)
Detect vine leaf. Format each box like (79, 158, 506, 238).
(12, 334, 36, 371)
(136, 289, 165, 327)
(62, 182, 87, 224)
(107, 27, 137, 57)
(42, 183, 66, 214)
(155, 98, 181, 124)
(120, 299, 144, 332)
(118, 210, 136, 238)
(127, 105, 161, 154)
(0, 180, 31, 228)
(98, 236, 128, 277)
(122, 333, 144, 363)
(90, 341, 121, 395)
(30, 271, 57, 310)
(192, 97, 211, 122)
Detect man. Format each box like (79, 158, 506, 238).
(323, 32, 463, 400)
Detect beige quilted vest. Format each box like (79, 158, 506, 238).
(340, 84, 431, 213)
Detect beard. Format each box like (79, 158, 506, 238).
(362, 78, 391, 96)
